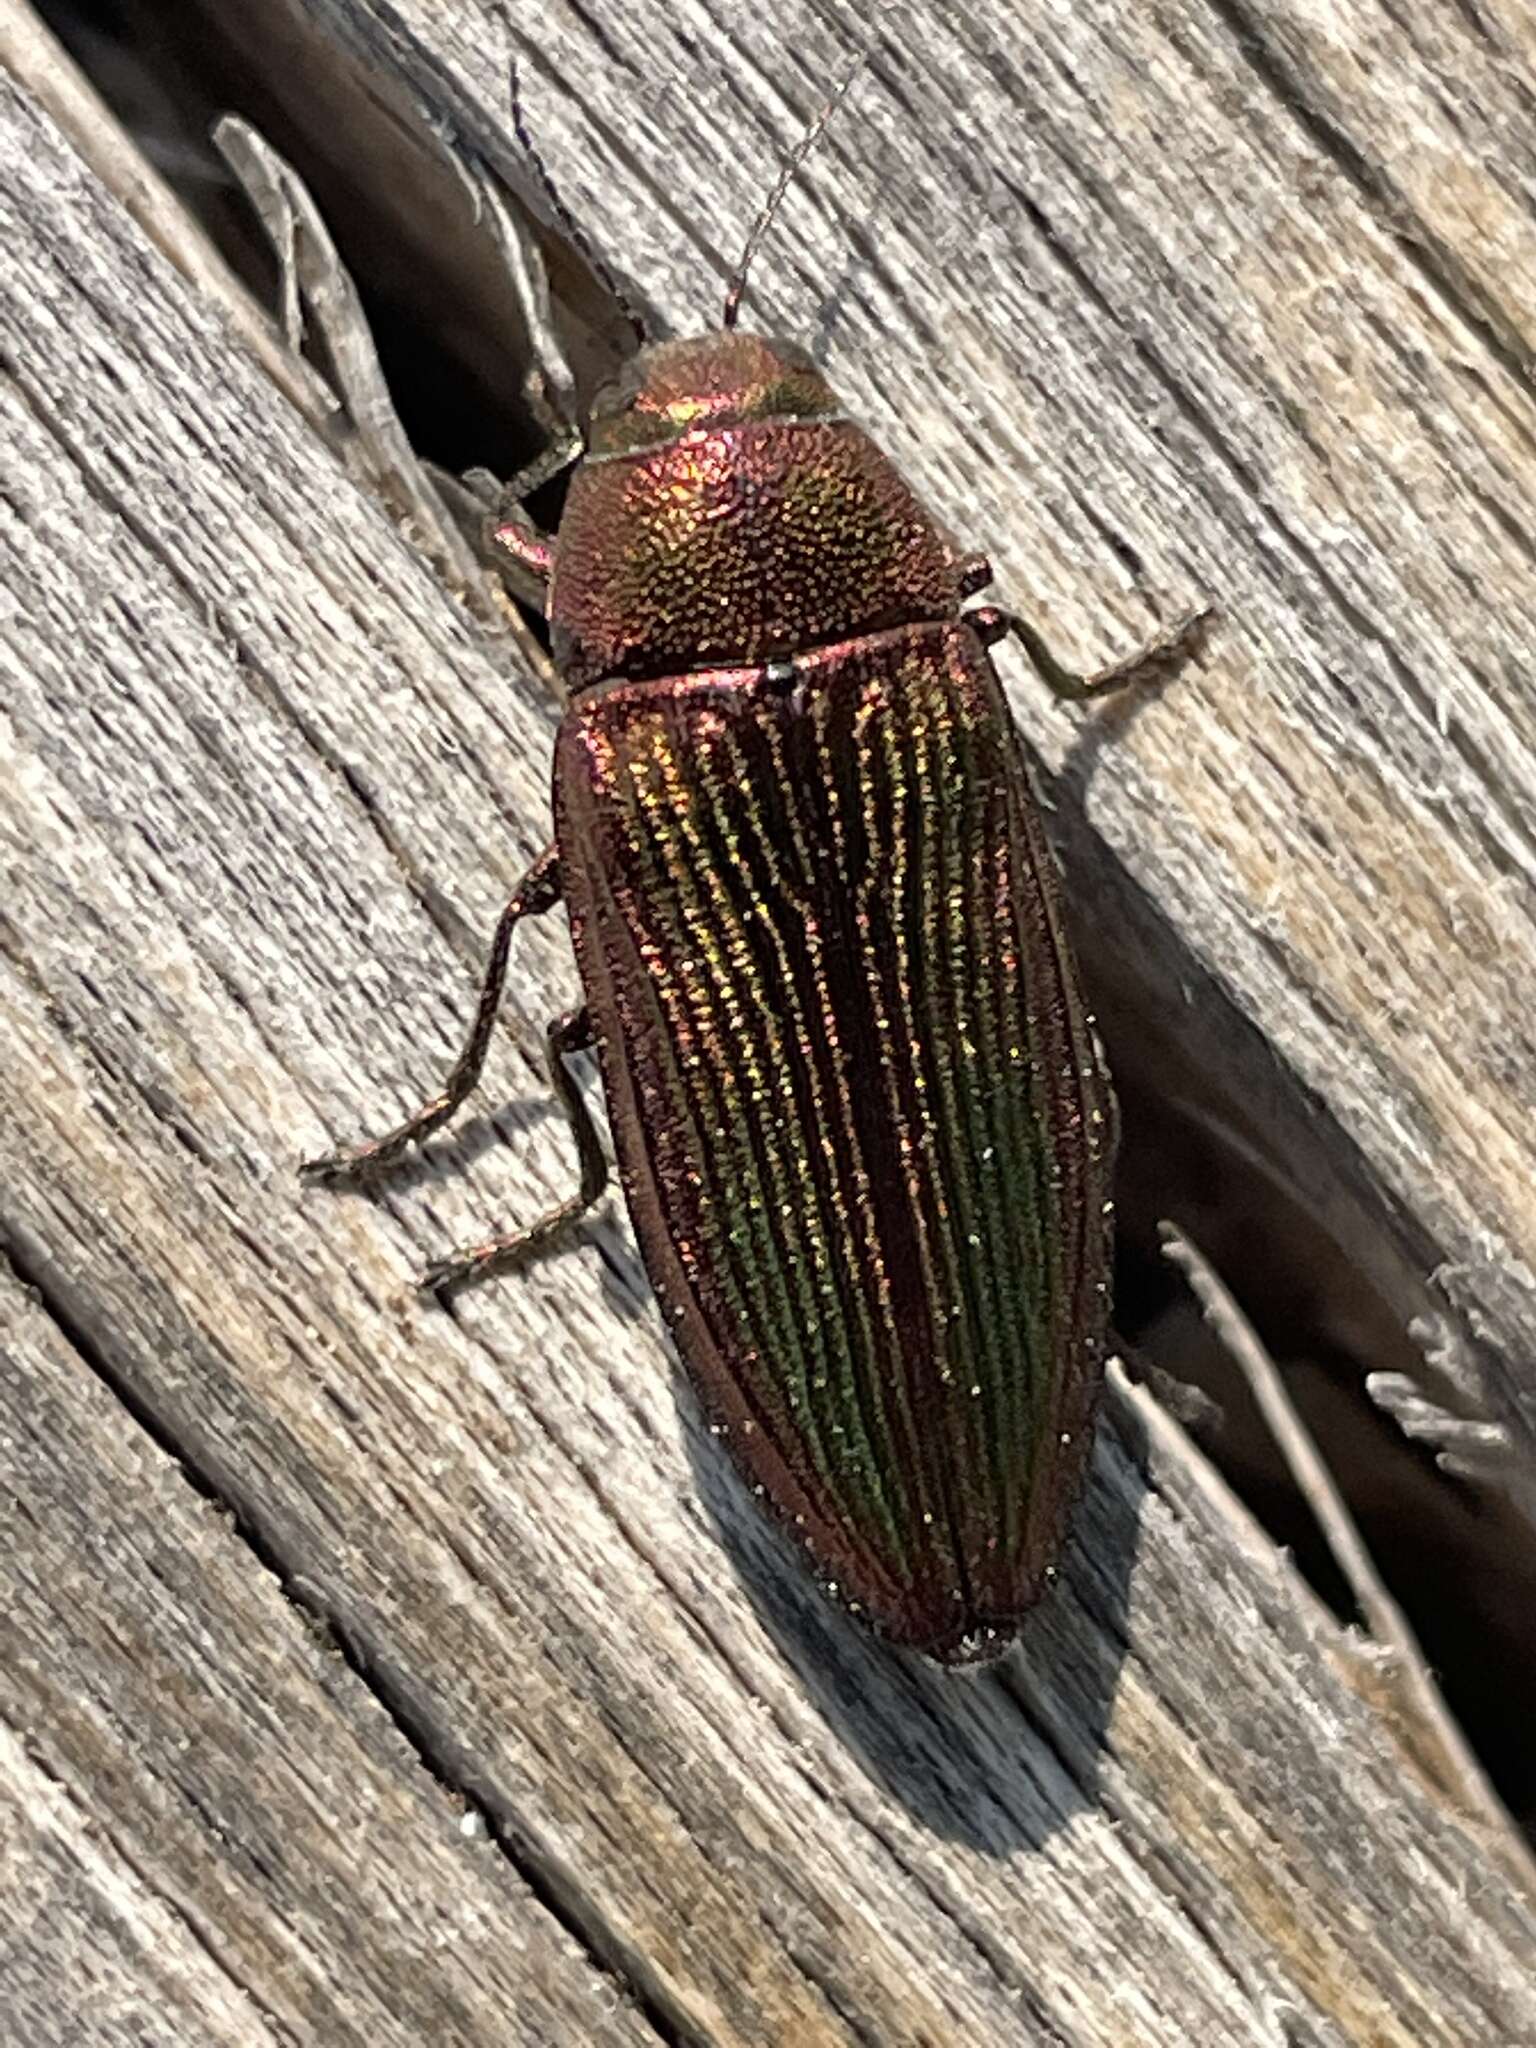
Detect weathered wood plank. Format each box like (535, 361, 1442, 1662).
(0, 1270, 658, 2047)
(9, 4, 1536, 2031)
(4, 5, 1536, 2045)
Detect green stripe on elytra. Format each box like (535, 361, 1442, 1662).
(846, 680, 955, 1582)
(813, 679, 941, 1567)
(704, 711, 900, 1557)
(649, 711, 906, 1577)
(624, 732, 819, 1485)
(862, 686, 976, 1605)
(746, 706, 912, 1567)
(926, 675, 1023, 1570)
(903, 685, 1000, 1563)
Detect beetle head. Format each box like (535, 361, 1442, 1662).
(587, 332, 843, 457)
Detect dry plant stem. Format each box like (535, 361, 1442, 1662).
(1371, 1309, 1536, 1534)
(1160, 1222, 1536, 1897)
(0, 0, 335, 429)
(1369, 1364, 1525, 1501)
(473, 173, 582, 486)
(213, 114, 494, 618)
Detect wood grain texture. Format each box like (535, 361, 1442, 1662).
(0, 1271, 657, 2048)
(5, 0, 1536, 2041)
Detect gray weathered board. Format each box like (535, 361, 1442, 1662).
(3, 0, 1536, 2042)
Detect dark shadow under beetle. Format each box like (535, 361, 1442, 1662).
(682, 1366, 1145, 1858)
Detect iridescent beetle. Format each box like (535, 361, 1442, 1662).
(304, 78, 1205, 1661)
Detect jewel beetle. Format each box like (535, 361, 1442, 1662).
(302, 81, 1206, 1662)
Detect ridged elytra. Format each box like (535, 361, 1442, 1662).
(302, 78, 1207, 1663)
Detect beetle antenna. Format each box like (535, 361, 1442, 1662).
(507, 53, 648, 347)
(722, 58, 865, 332)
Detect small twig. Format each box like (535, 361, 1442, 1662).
(1161, 1222, 1536, 1898)
(474, 174, 582, 486)
(213, 116, 496, 622)
(498, 16, 646, 347)
(1163, 1225, 1397, 1645)
(1367, 1309, 1536, 1534)
(1368, 1366, 1520, 1493)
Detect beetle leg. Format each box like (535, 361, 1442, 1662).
(956, 551, 993, 599)
(301, 844, 563, 1183)
(974, 602, 1213, 702)
(501, 427, 586, 507)
(418, 1007, 609, 1296)
(489, 497, 556, 585)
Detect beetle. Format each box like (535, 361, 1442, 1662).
(302, 80, 1206, 1662)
